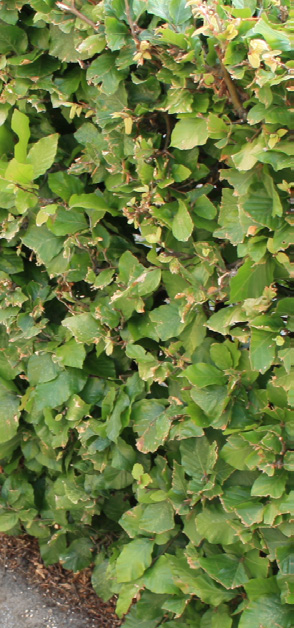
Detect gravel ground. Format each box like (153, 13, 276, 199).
(0, 565, 97, 628)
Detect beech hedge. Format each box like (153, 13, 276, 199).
(0, 0, 293, 626)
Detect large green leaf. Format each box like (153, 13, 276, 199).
(60, 538, 94, 572)
(5, 159, 33, 185)
(33, 370, 87, 411)
(143, 556, 181, 594)
(22, 225, 63, 264)
(251, 472, 287, 499)
(62, 313, 102, 344)
(229, 259, 274, 302)
(0, 511, 19, 531)
(140, 502, 174, 534)
(171, 119, 208, 150)
(27, 353, 61, 385)
(55, 340, 86, 369)
(86, 52, 125, 94)
(180, 437, 217, 479)
(132, 399, 170, 453)
(116, 538, 154, 583)
(195, 506, 237, 545)
(0, 24, 27, 55)
(250, 329, 276, 373)
(172, 200, 194, 242)
(238, 595, 293, 628)
(199, 554, 249, 589)
(105, 17, 129, 50)
(0, 377, 20, 443)
(27, 134, 59, 179)
(11, 109, 30, 162)
(183, 363, 226, 388)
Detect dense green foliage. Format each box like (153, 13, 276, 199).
(0, 0, 293, 625)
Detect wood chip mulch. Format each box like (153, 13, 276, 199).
(0, 533, 122, 627)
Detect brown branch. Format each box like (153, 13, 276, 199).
(215, 46, 246, 120)
(55, 1, 99, 30)
(124, 0, 140, 43)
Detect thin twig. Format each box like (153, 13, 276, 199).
(215, 46, 246, 120)
(56, 1, 99, 30)
(124, 0, 140, 43)
(163, 112, 171, 150)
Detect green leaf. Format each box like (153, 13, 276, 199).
(21, 225, 63, 264)
(92, 558, 113, 602)
(27, 134, 59, 179)
(250, 329, 276, 373)
(132, 399, 170, 453)
(232, 137, 265, 171)
(210, 343, 235, 370)
(136, 411, 170, 454)
(180, 437, 217, 478)
(247, 19, 291, 51)
(199, 554, 249, 589)
(49, 25, 84, 63)
(140, 502, 174, 534)
(149, 303, 185, 340)
(220, 435, 253, 470)
(48, 171, 84, 203)
(171, 164, 191, 182)
(172, 200, 194, 242)
(55, 339, 86, 369)
(171, 119, 208, 150)
(239, 595, 293, 628)
(62, 313, 102, 344)
(11, 109, 30, 162)
(206, 306, 247, 335)
(105, 390, 130, 442)
(0, 24, 28, 55)
(60, 538, 94, 572)
(87, 52, 125, 95)
(196, 506, 237, 545)
(243, 188, 279, 229)
(47, 206, 88, 236)
(69, 193, 108, 212)
(33, 369, 86, 411)
(116, 538, 154, 583)
(200, 605, 232, 628)
(5, 159, 33, 185)
(143, 556, 181, 594)
(190, 386, 228, 420)
(36, 204, 58, 226)
(169, 0, 192, 24)
(0, 378, 20, 443)
(40, 534, 67, 567)
(65, 395, 90, 424)
(194, 195, 217, 220)
(105, 17, 129, 51)
(171, 559, 234, 605)
(27, 353, 61, 385)
(182, 363, 226, 388)
(76, 34, 106, 58)
(69, 193, 107, 226)
(229, 259, 274, 302)
(213, 189, 246, 245)
(0, 511, 19, 531)
(251, 472, 287, 499)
